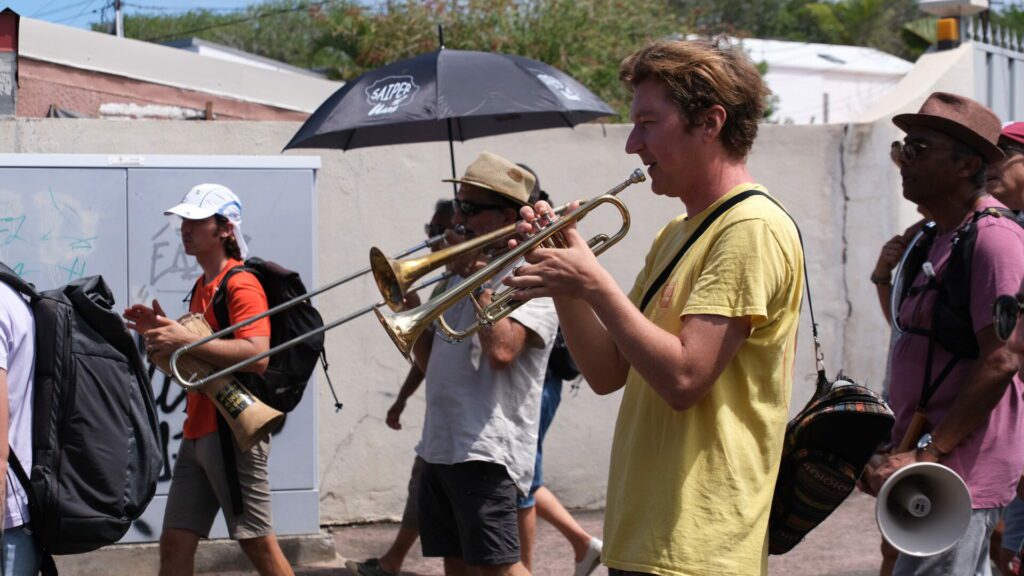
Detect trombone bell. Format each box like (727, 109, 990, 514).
(374, 304, 431, 361)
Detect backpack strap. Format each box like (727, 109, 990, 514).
(211, 265, 253, 339)
(208, 264, 254, 517)
(8, 449, 58, 576)
(0, 264, 40, 303)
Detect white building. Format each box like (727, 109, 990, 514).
(735, 38, 914, 124)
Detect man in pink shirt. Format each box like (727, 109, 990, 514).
(863, 93, 1024, 575)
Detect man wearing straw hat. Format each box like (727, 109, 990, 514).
(123, 184, 293, 576)
(410, 152, 557, 576)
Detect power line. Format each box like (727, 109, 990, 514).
(140, 1, 336, 42)
(34, 0, 100, 19)
(123, 2, 246, 12)
(32, 0, 66, 17)
(53, 0, 106, 24)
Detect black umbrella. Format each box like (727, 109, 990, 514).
(283, 46, 615, 179)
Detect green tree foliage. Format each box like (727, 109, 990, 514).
(312, 0, 680, 118)
(99, 0, 678, 119)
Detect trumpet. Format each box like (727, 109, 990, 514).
(374, 169, 646, 361)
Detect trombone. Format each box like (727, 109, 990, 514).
(169, 235, 448, 391)
(374, 168, 646, 362)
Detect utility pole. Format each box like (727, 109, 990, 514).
(114, 0, 124, 38)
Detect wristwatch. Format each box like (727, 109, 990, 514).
(916, 433, 949, 460)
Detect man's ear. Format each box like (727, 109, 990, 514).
(701, 105, 728, 140)
(957, 155, 983, 180)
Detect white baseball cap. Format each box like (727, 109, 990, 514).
(164, 183, 249, 259)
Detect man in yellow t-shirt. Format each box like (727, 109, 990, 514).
(504, 39, 804, 575)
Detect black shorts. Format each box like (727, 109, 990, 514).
(418, 460, 520, 565)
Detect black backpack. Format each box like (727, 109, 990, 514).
(899, 208, 1024, 360)
(208, 257, 326, 413)
(0, 264, 162, 572)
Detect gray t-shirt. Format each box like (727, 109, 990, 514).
(418, 274, 557, 494)
(0, 282, 34, 529)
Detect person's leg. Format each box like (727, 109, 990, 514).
(1000, 498, 1024, 576)
(993, 519, 1004, 573)
(892, 507, 1002, 576)
(478, 562, 530, 576)
(198, 433, 291, 575)
(160, 439, 220, 576)
(444, 556, 478, 576)
(238, 534, 294, 576)
(418, 462, 466, 566)
(441, 462, 524, 573)
(159, 528, 202, 576)
(517, 505, 537, 572)
(377, 457, 427, 572)
(534, 486, 593, 561)
(1, 525, 40, 576)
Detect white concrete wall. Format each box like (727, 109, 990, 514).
(0, 116, 899, 525)
(766, 68, 904, 124)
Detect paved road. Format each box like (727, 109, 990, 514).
(263, 491, 884, 575)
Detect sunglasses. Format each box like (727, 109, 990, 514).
(890, 139, 961, 165)
(993, 294, 1024, 342)
(452, 198, 507, 217)
(890, 140, 930, 164)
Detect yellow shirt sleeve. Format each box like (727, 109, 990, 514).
(681, 217, 794, 328)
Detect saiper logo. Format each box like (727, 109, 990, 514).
(365, 76, 419, 116)
(535, 73, 581, 101)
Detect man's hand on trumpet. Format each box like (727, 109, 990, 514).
(503, 200, 611, 302)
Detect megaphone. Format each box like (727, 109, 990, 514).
(876, 462, 972, 557)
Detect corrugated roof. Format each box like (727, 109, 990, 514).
(735, 37, 914, 76)
(19, 17, 342, 114)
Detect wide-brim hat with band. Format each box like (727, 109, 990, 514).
(164, 183, 249, 259)
(892, 92, 1004, 163)
(443, 151, 536, 206)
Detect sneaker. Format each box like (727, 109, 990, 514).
(345, 558, 399, 576)
(574, 537, 603, 576)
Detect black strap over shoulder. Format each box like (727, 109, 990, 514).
(639, 190, 765, 313)
(0, 263, 40, 302)
(637, 189, 826, 392)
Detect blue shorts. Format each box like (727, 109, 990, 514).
(1003, 497, 1024, 553)
(517, 374, 562, 509)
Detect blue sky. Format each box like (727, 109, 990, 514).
(6, 1, 259, 29)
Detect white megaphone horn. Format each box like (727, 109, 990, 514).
(876, 462, 972, 557)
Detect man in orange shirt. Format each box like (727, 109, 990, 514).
(124, 184, 293, 576)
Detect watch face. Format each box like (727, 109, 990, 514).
(917, 433, 932, 450)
